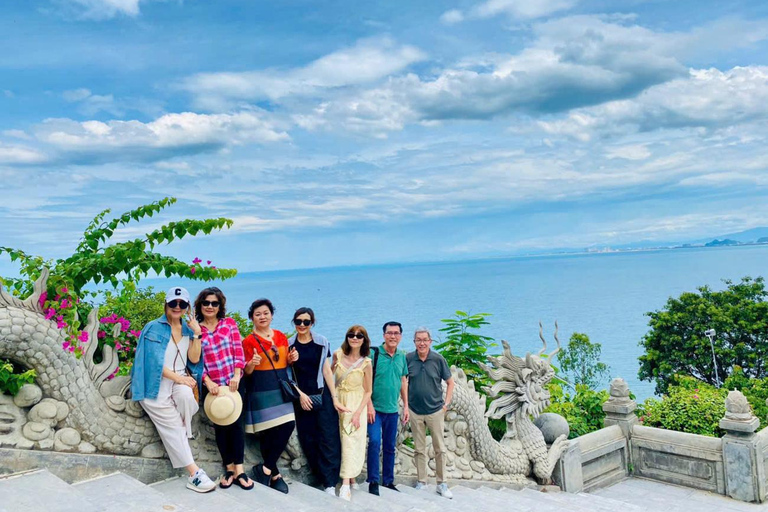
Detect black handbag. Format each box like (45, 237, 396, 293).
(254, 336, 299, 402)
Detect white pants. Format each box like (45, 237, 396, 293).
(140, 378, 198, 468)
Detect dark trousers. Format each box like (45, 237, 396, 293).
(204, 384, 246, 467)
(260, 420, 295, 474)
(366, 411, 399, 485)
(294, 386, 341, 488)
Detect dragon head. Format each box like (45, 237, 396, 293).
(481, 322, 561, 420)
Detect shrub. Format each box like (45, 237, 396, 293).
(435, 311, 496, 392)
(722, 366, 768, 421)
(0, 360, 37, 396)
(558, 332, 610, 390)
(545, 382, 609, 438)
(640, 376, 726, 437)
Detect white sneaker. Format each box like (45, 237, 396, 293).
(325, 486, 336, 496)
(351, 481, 359, 490)
(339, 484, 351, 501)
(414, 481, 427, 490)
(436, 483, 453, 499)
(187, 469, 216, 493)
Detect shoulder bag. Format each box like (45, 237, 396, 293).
(254, 336, 299, 402)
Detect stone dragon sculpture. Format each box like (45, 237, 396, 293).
(1, 269, 568, 485)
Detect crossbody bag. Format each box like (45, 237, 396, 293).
(254, 336, 299, 402)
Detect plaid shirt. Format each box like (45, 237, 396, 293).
(201, 317, 245, 385)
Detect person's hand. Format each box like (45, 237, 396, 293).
(178, 375, 197, 388)
(443, 403, 450, 413)
(228, 376, 240, 392)
(206, 380, 220, 395)
(249, 352, 262, 366)
(186, 314, 201, 338)
(351, 411, 361, 430)
(299, 392, 313, 411)
(334, 398, 351, 414)
(402, 409, 410, 424)
(367, 404, 376, 424)
(289, 347, 299, 363)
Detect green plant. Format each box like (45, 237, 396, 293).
(639, 277, 768, 395)
(435, 311, 496, 392)
(0, 360, 37, 396)
(545, 382, 609, 438)
(1, 198, 237, 354)
(723, 366, 768, 421)
(557, 332, 610, 390)
(230, 311, 252, 339)
(640, 376, 726, 437)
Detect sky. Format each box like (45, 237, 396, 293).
(2, 0, 768, 273)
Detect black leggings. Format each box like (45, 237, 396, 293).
(260, 421, 295, 474)
(294, 386, 341, 488)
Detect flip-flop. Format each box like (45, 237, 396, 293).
(219, 471, 235, 489)
(235, 472, 254, 490)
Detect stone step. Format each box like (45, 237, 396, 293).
(377, 485, 446, 512)
(450, 485, 550, 512)
(208, 478, 321, 512)
(349, 486, 412, 512)
(396, 483, 470, 510)
(287, 480, 374, 512)
(151, 476, 252, 512)
(73, 472, 191, 512)
(0, 469, 101, 512)
(516, 487, 645, 512)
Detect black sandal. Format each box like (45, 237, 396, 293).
(270, 475, 289, 494)
(219, 471, 234, 489)
(235, 473, 254, 490)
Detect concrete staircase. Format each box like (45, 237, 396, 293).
(3, 469, 768, 512)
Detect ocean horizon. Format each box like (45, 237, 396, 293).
(145, 244, 768, 402)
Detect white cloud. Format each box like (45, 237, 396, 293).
(62, 88, 120, 116)
(183, 37, 427, 109)
(539, 66, 768, 139)
(34, 111, 289, 162)
(473, 0, 576, 20)
(440, 9, 464, 25)
(58, 0, 144, 20)
(605, 144, 651, 161)
(0, 145, 49, 164)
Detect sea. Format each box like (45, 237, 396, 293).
(147, 244, 768, 402)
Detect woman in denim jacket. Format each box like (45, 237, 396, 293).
(130, 286, 216, 493)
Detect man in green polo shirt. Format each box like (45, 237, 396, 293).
(407, 327, 455, 499)
(366, 321, 409, 496)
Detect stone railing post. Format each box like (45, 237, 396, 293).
(603, 378, 637, 438)
(720, 390, 767, 503)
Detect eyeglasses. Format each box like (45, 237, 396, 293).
(167, 300, 189, 309)
(293, 319, 312, 327)
(201, 300, 220, 308)
(347, 333, 365, 340)
(385, 331, 402, 336)
(414, 339, 431, 344)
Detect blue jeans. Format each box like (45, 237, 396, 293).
(366, 411, 399, 485)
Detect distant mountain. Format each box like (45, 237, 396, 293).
(692, 227, 768, 245)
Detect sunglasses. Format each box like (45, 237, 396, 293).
(293, 319, 312, 326)
(167, 300, 189, 309)
(269, 346, 279, 362)
(347, 333, 365, 340)
(201, 300, 220, 308)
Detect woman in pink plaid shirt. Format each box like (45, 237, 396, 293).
(195, 287, 253, 490)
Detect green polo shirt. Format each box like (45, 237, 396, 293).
(370, 345, 408, 414)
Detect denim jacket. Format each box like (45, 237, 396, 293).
(287, 331, 331, 391)
(130, 314, 203, 401)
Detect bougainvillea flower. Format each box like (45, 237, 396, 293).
(78, 331, 89, 343)
(38, 291, 48, 308)
(97, 330, 107, 339)
(190, 267, 196, 275)
(192, 257, 202, 264)
(207, 260, 212, 265)
(45, 308, 56, 320)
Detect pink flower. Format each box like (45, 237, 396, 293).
(192, 257, 202, 264)
(61, 287, 68, 294)
(693, 394, 699, 399)
(190, 267, 196, 275)
(97, 330, 107, 339)
(68, 345, 75, 353)
(78, 331, 89, 343)
(38, 291, 48, 308)
(56, 315, 63, 321)
(55, 294, 61, 301)
(62, 341, 70, 351)
(115, 342, 123, 351)
(129, 330, 141, 338)
(207, 260, 212, 265)
(211, 266, 216, 269)
(45, 308, 56, 320)
(60, 299, 71, 309)
(57, 319, 68, 329)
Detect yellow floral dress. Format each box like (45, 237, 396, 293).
(334, 349, 371, 479)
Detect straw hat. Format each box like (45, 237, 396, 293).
(203, 386, 243, 426)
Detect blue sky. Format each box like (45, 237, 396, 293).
(2, 0, 768, 273)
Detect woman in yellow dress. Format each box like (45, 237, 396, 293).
(332, 325, 372, 501)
